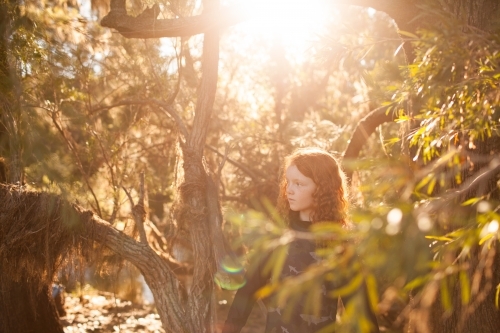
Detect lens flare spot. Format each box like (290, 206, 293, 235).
(371, 218, 383, 230)
(220, 256, 244, 274)
(487, 220, 499, 233)
(387, 208, 403, 225)
(385, 224, 400, 235)
(417, 214, 433, 232)
(477, 201, 491, 213)
(214, 271, 246, 291)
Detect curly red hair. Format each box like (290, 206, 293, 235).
(277, 147, 348, 225)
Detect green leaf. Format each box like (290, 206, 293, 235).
(479, 233, 493, 246)
(255, 283, 277, 299)
(425, 235, 453, 242)
(427, 177, 437, 195)
(459, 270, 470, 305)
(270, 245, 289, 282)
(440, 277, 452, 311)
(395, 114, 411, 123)
(398, 30, 419, 39)
(404, 276, 428, 291)
(496, 284, 500, 309)
(384, 137, 401, 144)
(365, 274, 379, 312)
(329, 274, 363, 298)
(461, 197, 483, 206)
(415, 174, 433, 192)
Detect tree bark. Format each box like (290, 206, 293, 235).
(77, 206, 191, 332)
(179, 3, 220, 330)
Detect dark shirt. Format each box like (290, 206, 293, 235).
(222, 217, 380, 333)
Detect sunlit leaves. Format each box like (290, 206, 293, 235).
(394, 13, 500, 167)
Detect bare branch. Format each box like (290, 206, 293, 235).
(101, 2, 247, 39)
(88, 99, 189, 139)
(165, 39, 183, 106)
(51, 111, 103, 218)
(215, 144, 229, 194)
(205, 145, 263, 181)
(92, 131, 122, 224)
(122, 185, 135, 207)
(342, 104, 397, 180)
(133, 171, 148, 245)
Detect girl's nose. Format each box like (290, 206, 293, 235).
(286, 183, 293, 194)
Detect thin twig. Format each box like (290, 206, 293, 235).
(88, 99, 189, 139)
(51, 111, 103, 217)
(134, 172, 148, 245)
(215, 144, 230, 195)
(205, 145, 263, 181)
(424, 157, 500, 213)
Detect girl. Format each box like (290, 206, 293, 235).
(222, 147, 379, 333)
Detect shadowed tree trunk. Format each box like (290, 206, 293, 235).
(0, 0, 23, 184)
(0, 2, 62, 333)
(0, 278, 64, 333)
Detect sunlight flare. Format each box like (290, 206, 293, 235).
(235, 0, 332, 60)
(241, 0, 330, 36)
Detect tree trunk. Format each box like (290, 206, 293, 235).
(0, 0, 23, 184)
(179, 8, 220, 330)
(0, 277, 64, 333)
(0, 3, 58, 333)
(443, 0, 500, 30)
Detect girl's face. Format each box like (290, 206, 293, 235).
(285, 164, 317, 221)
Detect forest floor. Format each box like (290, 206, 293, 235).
(61, 288, 266, 333)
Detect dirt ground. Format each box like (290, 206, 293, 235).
(61, 289, 266, 333)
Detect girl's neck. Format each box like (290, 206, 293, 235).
(299, 211, 312, 222)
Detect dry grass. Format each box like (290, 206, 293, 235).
(0, 183, 95, 291)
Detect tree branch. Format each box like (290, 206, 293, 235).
(342, 104, 397, 180)
(89, 99, 189, 139)
(132, 172, 148, 245)
(423, 157, 500, 213)
(205, 145, 263, 181)
(101, 2, 247, 39)
(78, 206, 190, 332)
(100, 0, 421, 43)
(334, 0, 418, 20)
(51, 111, 103, 218)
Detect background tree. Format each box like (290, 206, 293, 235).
(1, 0, 500, 333)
